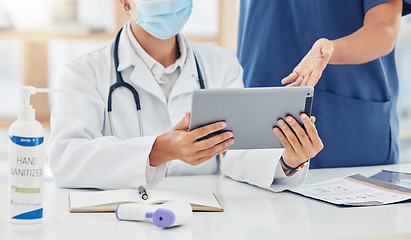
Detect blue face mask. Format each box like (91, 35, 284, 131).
(133, 0, 193, 40)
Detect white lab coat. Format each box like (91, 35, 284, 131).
(47, 28, 308, 192)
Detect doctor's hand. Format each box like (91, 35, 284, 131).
(273, 114, 323, 172)
(149, 112, 234, 167)
(281, 38, 334, 87)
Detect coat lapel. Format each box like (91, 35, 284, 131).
(169, 37, 202, 101)
(116, 27, 167, 106)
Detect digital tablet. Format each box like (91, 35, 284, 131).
(189, 86, 314, 149)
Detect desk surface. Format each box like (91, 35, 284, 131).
(1, 164, 411, 240)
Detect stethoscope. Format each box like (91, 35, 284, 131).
(108, 28, 206, 137)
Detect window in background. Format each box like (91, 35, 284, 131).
(397, 14, 411, 163)
(0, 0, 12, 30)
(0, 39, 22, 118)
(2, 0, 115, 34)
(77, 0, 115, 32)
(3, 0, 50, 32)
(0, 39, 22, 164)
(182, 0, 219, 37)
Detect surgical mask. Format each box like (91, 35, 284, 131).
(132, 0, 193, 40)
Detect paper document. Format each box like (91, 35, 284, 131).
(370, 170, 411, 189)
(289, 174, 411, 206)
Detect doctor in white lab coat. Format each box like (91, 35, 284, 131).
(47, 0, 323, 192)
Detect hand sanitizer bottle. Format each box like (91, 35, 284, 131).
(8, 86, 63, 224)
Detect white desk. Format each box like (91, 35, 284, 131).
(1, 164, 411, 240)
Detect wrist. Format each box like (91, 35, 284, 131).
(314, 38, 335, 64)
(280, 155, 298, 171)
(280, 156, 309, 176)
(328, 39, 341, 64)
(149, 134, 173, 167)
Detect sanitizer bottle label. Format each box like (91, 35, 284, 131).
(8, 135, 44, 221)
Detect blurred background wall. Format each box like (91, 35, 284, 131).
(0, 0, 410, 164)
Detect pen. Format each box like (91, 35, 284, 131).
(138, 186, 148, 200)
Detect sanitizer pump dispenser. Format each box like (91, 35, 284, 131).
(8, 86, 64, 224)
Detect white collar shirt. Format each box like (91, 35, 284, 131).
(125, 22, 187, 101)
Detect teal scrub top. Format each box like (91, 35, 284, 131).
(237, 0, 411, 168)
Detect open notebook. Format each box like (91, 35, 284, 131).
(69, 188, 223, 213)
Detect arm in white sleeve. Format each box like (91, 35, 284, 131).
(221, 149, 308, 192)
(47, 59, 166, 189)
(145, 159, 168, 188)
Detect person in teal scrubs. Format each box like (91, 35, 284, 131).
(237, 0, 411, 168)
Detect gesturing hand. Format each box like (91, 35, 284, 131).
(281, 38, 334, 87)
(149, 112, 234, 167)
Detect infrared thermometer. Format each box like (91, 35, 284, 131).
(116, 201, 192, 228)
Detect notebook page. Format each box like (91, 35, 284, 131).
(70, 189, 143, 209)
